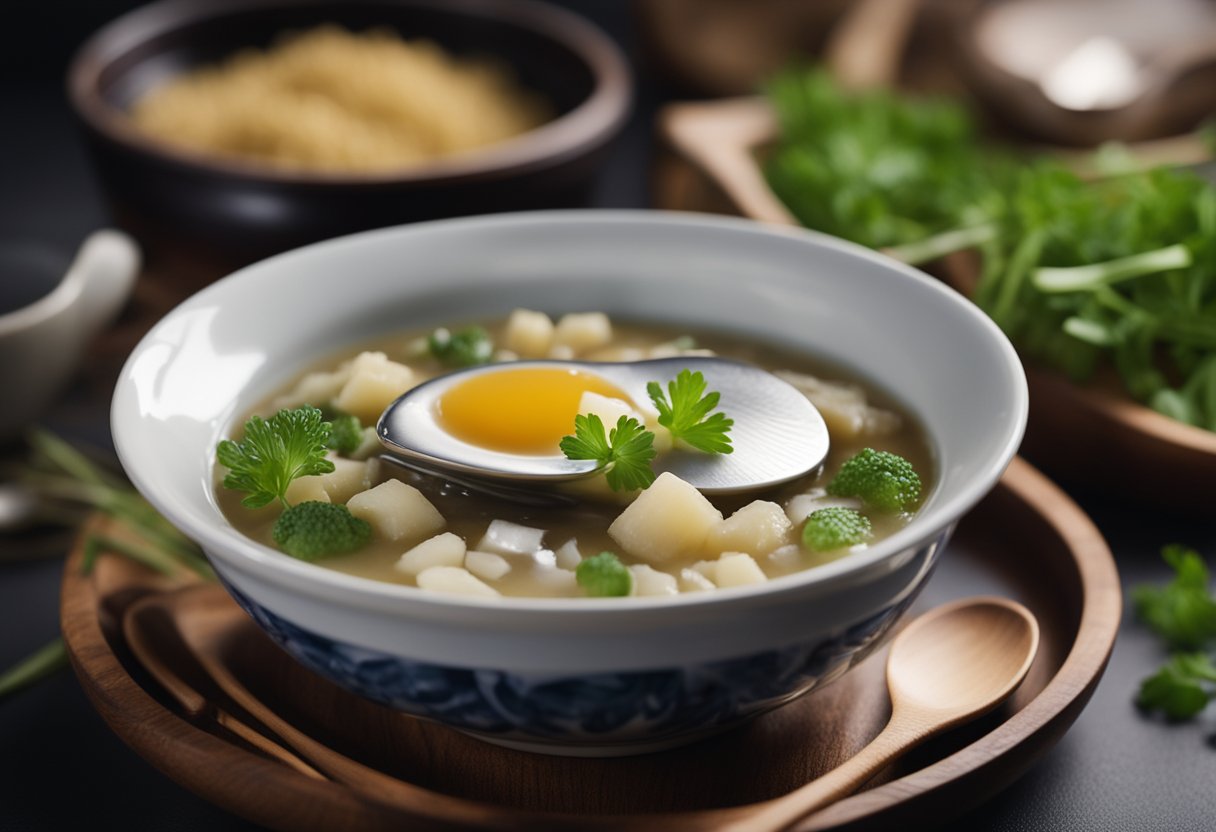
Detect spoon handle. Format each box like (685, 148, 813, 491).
(725, 715, 930, 832)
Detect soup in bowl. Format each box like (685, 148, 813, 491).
(111, 211, 1027, 755)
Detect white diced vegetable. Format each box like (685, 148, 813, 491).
(415, 566, 500, 598)
(347, 479, 445, 544)
(333, 352, 415, 423)
(548, 344, 576, 360)
(714, 552, 768, 587)
(465, 550, 511, 581)
(766, 544, 803, 572)
(533, 548, 557, 568)
(710, 500, 793, 557)
(476, 519, 546, 555)
(578, 391, 637, 427)
(272, 368, 351, 411)
(320, 457, 370, 504)
(502, 309, 554, 358)
(284, 475, 329, 505)
(347, 427, 382, 461)
(395, 532, 466, 576)
(784, 491, 864, 525)
(533, 568, 579, 595)
(493, 349, 519, 363)
(629, 565, 679, 597)
(773, 370, 901, 440)
(555, 538, 582, 570)
(608, 472, 723, 564)
(679, 568, 716, 592)
(553, 312, 612, 354)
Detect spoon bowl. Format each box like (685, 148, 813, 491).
(378, 356, 830, 495)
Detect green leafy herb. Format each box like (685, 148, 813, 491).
(216, 406, 335, 508)
(428, 325, 493, 368)
(764, 67, 1010, 255)
(0, 640, 69, 701)
(576, 551, 633, 597)
(1133, 545, 1216, 651)
(272, 501, 372, 561)
(827, 448, 922, 512)
(646, 369, 734, 454)
(802, 507, 872, 552)
(560, 414, 657, 492)
(326, 413, 364, 456)
(1136, 653, 1216, 720)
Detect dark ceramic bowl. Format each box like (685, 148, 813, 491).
(68, 0, 631, 261)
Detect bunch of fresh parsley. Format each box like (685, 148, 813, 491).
(1134, 545, 1216, 720)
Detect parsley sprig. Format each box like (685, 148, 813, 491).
(216, 405, 335, 508)
(559, 414, 656, 492)
(646, 369, 734, 454)
(1134, 545, 1216, 721)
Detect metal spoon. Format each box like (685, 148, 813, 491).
(378, 356, 829, 498)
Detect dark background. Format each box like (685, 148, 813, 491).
(2, 2, 1215, 830)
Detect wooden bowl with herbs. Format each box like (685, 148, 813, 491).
(657, 74, 1216, 509)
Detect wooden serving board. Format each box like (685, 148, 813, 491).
(60, 457, 1120, 831)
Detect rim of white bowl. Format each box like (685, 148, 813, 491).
(112, 210, 1028, 618)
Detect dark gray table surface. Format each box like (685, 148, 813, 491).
(2, 3, 1214, 830)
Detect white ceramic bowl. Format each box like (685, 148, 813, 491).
(111, 211, 1027, 756)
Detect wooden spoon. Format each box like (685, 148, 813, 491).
(715, 596, 1039, 832)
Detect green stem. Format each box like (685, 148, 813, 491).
(990, 229, 1047, 329)
(1032, 244, 1193, 293)
(883, 223, 998, 266)
(0, 638, 68, 700)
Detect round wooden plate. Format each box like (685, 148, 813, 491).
(656, 96, 1216, 509)
(60, 457, 1120, 831)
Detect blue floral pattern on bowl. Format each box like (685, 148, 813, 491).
(223, 578, 926, 750)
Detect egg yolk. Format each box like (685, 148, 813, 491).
(437, 367, 631, 455)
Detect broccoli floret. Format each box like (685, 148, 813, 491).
(326, 413, 363, 455)
(802, 507, 872, 551)
(827, 448, 922, 511)
(428, 325, 493, 368)
(576, 551, 633, 597)
(272, 501, 371, 561)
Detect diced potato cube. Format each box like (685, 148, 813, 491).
(284, 475, 330, 505)
(784, 492, 864, 525)
(533, 568, 578, 595)
(548, 344, 576, 360)
(348, 427, 382, 461)
(710, 501, 793, 557)
(608, 472, 723, 564)
(553, 312, 612, 354)
(477, 519, 546, 555)
(533, 549, 557, 568)
(503, 309, 554, 358)
(272, 368, 351, 411)
(416, 566, 499, 598)
(465, 550, 511, 581)
(395, 532, 466, 576)
(689, 560, 718, 580)
(680, 568, 716, 592)
(555, 538, 582, 570)
(714, 552, 768, 587)
(320, 457, 370, 504)
(629, 564, 678, 597)
(766, 544, 803, 572)
(347, 479, 445, 544)
(578, 391, 637, 428)
(333, 352, 415, 423)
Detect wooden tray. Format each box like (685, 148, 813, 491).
(655, 96, 1216, 509)
(60, 457, 1120, 831)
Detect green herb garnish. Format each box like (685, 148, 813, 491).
(827, 448, 921, 512)
(272, 501, 372, 561)
(802, 507, 872, 552)
(1133, 546, 1216, 722)
(1133, 545, 1216, 651)
(428, 325, 493, 368)
(559, 414, 656, 492)
(646, 369, 734, 454)
(216, 406, 335, 508)
(576, 551, 633, 597)
(326, 413, 364, 456)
